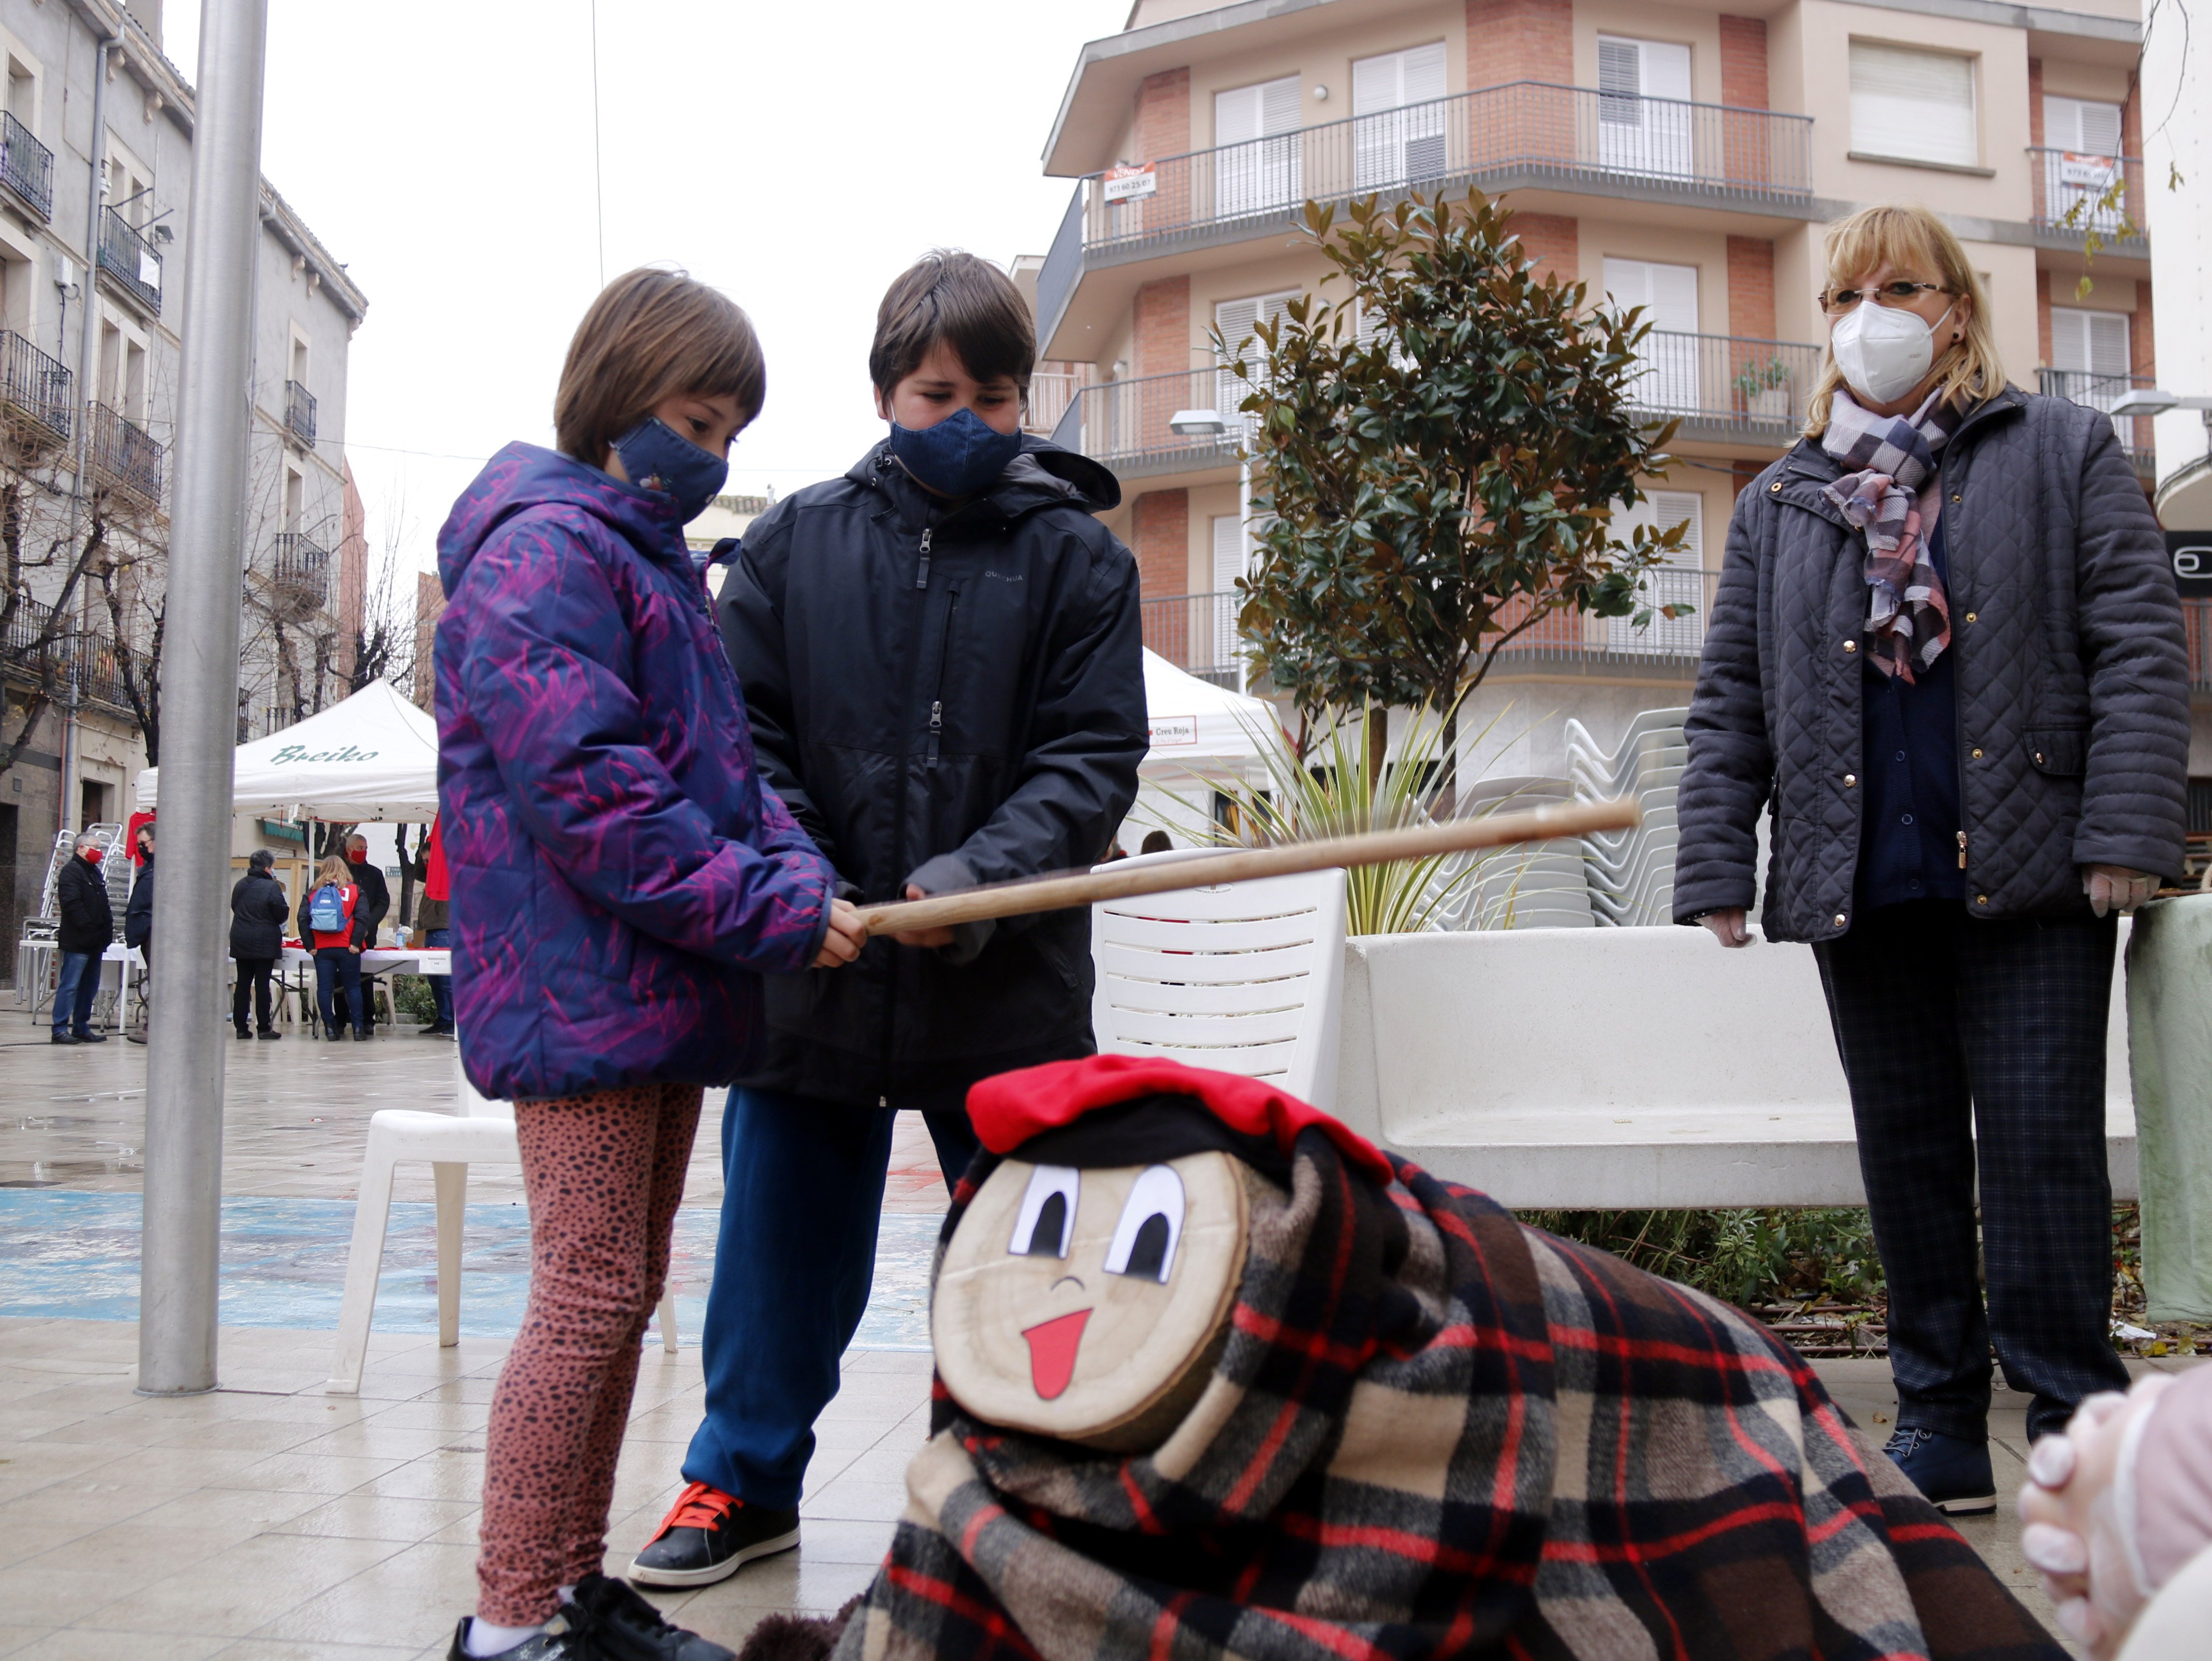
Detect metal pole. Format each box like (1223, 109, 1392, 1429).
(138, 0, 270, 1397)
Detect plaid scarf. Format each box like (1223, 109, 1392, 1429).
(1821, 388, 1967, 683)
(831, 1132, 2061, 1661)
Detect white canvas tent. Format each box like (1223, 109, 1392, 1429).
(1139, 649, 1276, 781)
(135, 678, 439, 821)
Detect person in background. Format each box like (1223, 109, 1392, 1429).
(230, 849, 289, 1040)
(633, 250, 1143, 1591)
(50, 831, 112, 1046)
(122, 824, 154, 1043)
(435, 267, 859, 1661)
(1139, 830, 1173, 856)
(343, 831, 393, 1032)
(1676, 204, 2189, 1517)
(299, 851, 371, 1043)
(403, 816, 454, 1037)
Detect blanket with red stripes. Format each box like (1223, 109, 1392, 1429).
(833, 1128, 2060, 1660)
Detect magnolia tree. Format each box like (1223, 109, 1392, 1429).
(1226, 188, 1687, 800)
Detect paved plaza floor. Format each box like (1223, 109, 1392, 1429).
(2, 1003, 2191, 1656)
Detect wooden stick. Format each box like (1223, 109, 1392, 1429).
(857, 798, 1641, 936)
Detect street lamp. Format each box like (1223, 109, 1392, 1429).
(1169, 408, 1226, 436)
(2110, 388, 2212, 421)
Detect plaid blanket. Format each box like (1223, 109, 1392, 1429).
(831, 1129, 2060, 1661)
(1820, 388, 1967, 684)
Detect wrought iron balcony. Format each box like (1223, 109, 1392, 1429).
(2187, 600, 2212, 695)
(86, 403, 163, 508)
(1140, 591, 1245, 688)
(1, 594, 142, 713)
(2038, 367, 2156, 477)
(284, 379, 316, 450)
(0, 109, 53, 219)
(2028, 148, 2147, 250)
(0, 329, 71, 445)
(1624, 332, 1823, 442)
(1052, 368, 1247, 478)
(97, 206, 163, 314)
(271, 531, 331, 617)
(1039, 81, 1812, 341)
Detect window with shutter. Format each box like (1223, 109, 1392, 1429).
(1351, 42, 1448, 189)
(1850, 44, 1977, 168)
(1596, 36, 1693, 179)
(1214, 291, 1298, 436)
(1214, 76, 1302, 218)
(2040, 95, 2125, 228)
(1209, 514, 1248, 671)
(2049, 305, 2133, 431)
(1603, 258, 1701, 413)
(1608, 491, 1706, 655)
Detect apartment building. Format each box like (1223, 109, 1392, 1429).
(1030, 0, 2173, 781)
(0, 0, 366, 958)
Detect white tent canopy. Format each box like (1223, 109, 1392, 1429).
(135, 678, 440, 821)
(1139, 649, 1276, 779)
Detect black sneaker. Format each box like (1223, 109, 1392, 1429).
(1883, 1425, 1996, 1515)
(258, 1029, 283, 1041)
(566, 1573, 734, 1660)
(236, 1028, 253, 1041)
(76, 1031, 107, 1043)
(420, 1023, 456, 1037)
(443, 1615, 583, 1659)
(50, 1032, 78, 1045)
(628, 1482, 798, 1588)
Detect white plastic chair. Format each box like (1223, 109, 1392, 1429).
(325, 1044, 678, 1394)
(1090, 848, 1346, 1111)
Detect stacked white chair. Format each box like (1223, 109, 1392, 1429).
(1566, 709, 1687, 927)
(326, 1045, 678, 1394)
(1090, 848, 1346, 1111)
(1423, 776, 1595, 931)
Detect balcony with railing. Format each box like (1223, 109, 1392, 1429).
(1142, 591, 1245, 687)
(86, 404, 163, 509)
(1022, 371, 1081, 437)
(2188, 600, 2212, 696)
(0, 109, 53, 219)
(0, 329, 71, 446)
(284, 379, 317, 450)
(96, 206, 163, 315)
(1623, 332, 1821, 444)
(1, 595, 144, 714)
(2028, 149, 2147, 252)
(271, 532, 332, 617)
(1039, 82, 1812, 343)
(1053, 368, 1246, 478)
(2038, 367, 2156, 478)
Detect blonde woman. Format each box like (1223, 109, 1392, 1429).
(296, 851, 369, 1041)
(1675, 205, 2189, 1515)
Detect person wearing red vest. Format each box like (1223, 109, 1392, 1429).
(404, 816, 454, 1037)
(297, 851, 371, 1042)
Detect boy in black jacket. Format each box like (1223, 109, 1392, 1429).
(634, 252, 1144, 1586)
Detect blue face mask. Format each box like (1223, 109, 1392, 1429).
(610, 417, 729, 522)
(887, 406, 1022, 498)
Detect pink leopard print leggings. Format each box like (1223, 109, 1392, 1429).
(477, 1081, 703, 1624)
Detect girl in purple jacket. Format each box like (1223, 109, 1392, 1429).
(432, 270, 865, 1661)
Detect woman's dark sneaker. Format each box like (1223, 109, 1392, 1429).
(629, 1482, 799, 1587)
(443, 1615, 583, 1659)
(1882, 1425, 1997, 1515)
(567, 1573, 735, 1660)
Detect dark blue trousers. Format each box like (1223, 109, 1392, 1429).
(1815, 901, 2128, 1443)
(51, 950, 100, 1036)
(683, 1088, 981, 1508)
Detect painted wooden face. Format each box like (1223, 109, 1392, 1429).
(933, 1152, 1250, 1450)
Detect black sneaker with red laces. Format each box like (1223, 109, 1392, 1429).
(565, 1572, 734, 1660)
(627, 1481, 798, 1588)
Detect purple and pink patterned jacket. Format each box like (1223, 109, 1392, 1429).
(434, 442, 834, 1102)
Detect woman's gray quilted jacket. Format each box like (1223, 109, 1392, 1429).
(1674, 385, 2191, 944)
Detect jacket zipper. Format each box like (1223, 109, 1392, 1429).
(915, 527, 933, 590)
(925, 587, 959, 769)
(1956, 831, 1968, 871)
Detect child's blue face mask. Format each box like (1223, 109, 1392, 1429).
(887, 406, 1022, 498)
(610, 417, 729, 522)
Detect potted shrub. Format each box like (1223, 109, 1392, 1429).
(1734, 355, 1792, 420)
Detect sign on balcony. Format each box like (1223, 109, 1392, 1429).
(2058, 151, 2120, 189)
(1102, 164, 1157, 204)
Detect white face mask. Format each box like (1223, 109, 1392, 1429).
(1830, 298, 1956, 406)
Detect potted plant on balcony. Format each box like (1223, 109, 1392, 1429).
(1733, 354, 1792, 421)
(1224, 187, 1686, 808)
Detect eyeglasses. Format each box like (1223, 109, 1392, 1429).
(1820, 280, 1952, 315)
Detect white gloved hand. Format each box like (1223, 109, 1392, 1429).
(2016, 1374, 2177, 1659)
(2083, 865, 2159, 918)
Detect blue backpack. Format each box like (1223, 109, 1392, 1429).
(308, 883, 347, 934)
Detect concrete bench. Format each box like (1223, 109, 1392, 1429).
(1330, 921, 2136, 1210)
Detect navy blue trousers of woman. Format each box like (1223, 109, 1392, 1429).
(1815, 900, 2129, 1443)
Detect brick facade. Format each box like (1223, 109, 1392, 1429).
(1465, 0, 1571, 89)
(1132, 489, 1190, 601)
(1134, 67, 1190, 162)
(1509, 212, 1578, 283)
(2133, 281, 2155, 384)
(1133, 276, 1191, 379)
(2036, 268, 2054, 368)
(1725, 237, 1776, 339)
(1718, 16, 1769, 109)
(2028, 59, 2045, 146)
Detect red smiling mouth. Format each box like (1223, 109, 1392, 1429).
(1021, 1309, 1092, 1400)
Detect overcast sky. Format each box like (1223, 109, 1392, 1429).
(165, 1, 1130, 578)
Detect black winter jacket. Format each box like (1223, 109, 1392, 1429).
(54, 855, 113, 954)
(230, 868, 291, 959)
(719, 437, 1146, 1109)
(346, 858, 390, 940)
(1675, 387, 2191, 943)
(124, 855, 154, 950)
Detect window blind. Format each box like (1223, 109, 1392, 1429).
(1850, 43, 1977, 167)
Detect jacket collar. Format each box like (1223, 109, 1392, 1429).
(1776, 384, 2027, 522)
